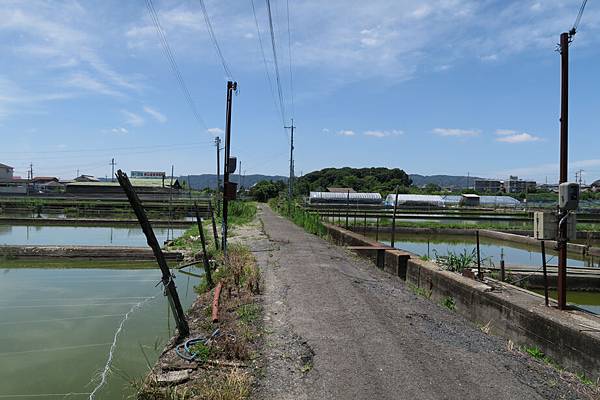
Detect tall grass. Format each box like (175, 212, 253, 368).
(270, 197, 327, 237)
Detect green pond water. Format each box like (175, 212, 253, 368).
(0, 266, 202, 399)
(0, 225, 186, 247)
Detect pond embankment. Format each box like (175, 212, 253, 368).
(325, 222, 600, 382)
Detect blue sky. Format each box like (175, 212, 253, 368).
(0, 0, 599, 183)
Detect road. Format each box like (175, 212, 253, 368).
(251, 205, 591, 400)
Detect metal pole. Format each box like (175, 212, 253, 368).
(476, 230, 481, 279)
(221, 81, 236, 256)
(391, 186, 399, 248)
(557, 31, 570, 310)
(215, 137, 222, 216)
(345, 189, 350, 229)
(541, 240, 549, 306)
(500, 248, 505, 282)
(285, 119, 295, 214)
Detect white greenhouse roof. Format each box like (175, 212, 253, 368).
(309, 192, 382, 201)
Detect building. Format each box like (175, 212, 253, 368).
(31, 177, 62, 193)
(460, 194, 480, 207)
(131, 171, 166, 179)
(309, 191, 382, 205)
(0, 163, 14, 181)
(505, 176, 536, 194)
(65, 178, 182, 196)
(474, 179, 503, 193)
(74, 175, 100, 182)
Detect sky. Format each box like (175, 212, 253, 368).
(0, 0, 599, 183)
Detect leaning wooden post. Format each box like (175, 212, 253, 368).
(390, 186, 399, 248)
(195, 202, 214, 289)
(208, 200, 219, 250)
(116, 170, 189, 337)
(541, 240, 549, 307)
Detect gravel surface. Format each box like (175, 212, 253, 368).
(250, 205, 594, 400)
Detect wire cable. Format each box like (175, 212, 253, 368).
(265, 0, 286, 125)
(144, 0, 207, 129)
(285, 0, 295, 118)
(250, 0, 279, 117)
(571, 0, 588, 35)
(196, 0, 233, 79)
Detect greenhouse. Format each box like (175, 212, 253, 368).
(308, 191, 382, 204)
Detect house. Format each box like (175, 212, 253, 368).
(74, 174, 100, 182)
(31, 177, 63, 193)
(0, 163, 14, 181)
(65, 178, 182, 196)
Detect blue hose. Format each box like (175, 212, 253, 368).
(175, 329, 220, 361)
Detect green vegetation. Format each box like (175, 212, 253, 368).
(408, 283, 432, 299)
(433, 248, 478, 273)
(270, 197, 327, 237)
(188, 342, 213, 362)
(294, 167, 412, 195)
(236, 303, 261, 324)
(0, 258, 157, 269)
(248, 180, 286, 202)
(441, 296, 456, 310)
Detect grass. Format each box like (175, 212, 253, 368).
(441, 296, 456, 311)
(408, 283, 431, 299)
(236, 304, 261, 325)
(270, 198, 327, 237)
(433, 248, 477, 273)
(188, 341, 212, 362)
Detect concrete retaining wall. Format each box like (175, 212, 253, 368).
(324, 222, 600, 380)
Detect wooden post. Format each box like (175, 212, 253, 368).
(208, 200, 219, 250)
(195, 202, 214, 289)
(375, 216, 380, 242)
(500, 248, 505, 282)
(541, 240, 549, 307)
(116, 170, 189, 337)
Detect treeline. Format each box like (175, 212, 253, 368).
(294, 167, 412, 196)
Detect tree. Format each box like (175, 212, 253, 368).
(249, 180, 286, 202)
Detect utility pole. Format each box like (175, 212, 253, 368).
(29, 163, 33, 180)
(285, 118, 296, 212)
(238, 160, 242, 192)
(557, 31, 570, 310)
(214, 136, 222, 215)
(221, 81, 237, 255)
(110, 158, 116, 182)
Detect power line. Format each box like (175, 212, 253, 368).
(570, 0, 589, 36)
(285, 0, 295, 118)
(265, 0, 286, 125)
(197, 0, 234, 79)
(144, 0, 207, 129)
(250, 0, 279, 117)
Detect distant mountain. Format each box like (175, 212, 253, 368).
(409, 174, 482, 189)
(179, 174, 287, 190)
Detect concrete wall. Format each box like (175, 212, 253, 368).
(324, 222, 600, 380)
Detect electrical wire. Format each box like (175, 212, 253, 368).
(197, 0, 233, 79)
(265, 0, 286, 125)
(285, 0, 295, 118)
(250, 0, 279, 117)
(144, 0, 207, 129)
(571, 0, 588, 35)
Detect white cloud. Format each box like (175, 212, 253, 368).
(433, 128, 480, 137)
(322, 128, 330, 133)
(364, 129, 403, 138)
(337, 130, 355, 137)
(64, 73, 124, 97)
(207, 127, 224, 136)
(122, 110, 144, 127)
(495, 130, 541, 143)
(111, 127, 128, 134)
(143, 106, 167, 123)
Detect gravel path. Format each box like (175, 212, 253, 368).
(251, 205, 591, 400)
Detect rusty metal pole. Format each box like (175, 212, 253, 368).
(391, 186, 399, 248)
(541, 240, 549, 306)
(557, 31, 570, 310)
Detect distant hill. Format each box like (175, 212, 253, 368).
(179, 174, 287, 190)
(409, 174, 482, 189)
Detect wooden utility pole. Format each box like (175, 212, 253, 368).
(221, 81, 237, 255)
(194, 202, 213, 288)
(116, 169, 189, 337)
(557, 31, 570, 310)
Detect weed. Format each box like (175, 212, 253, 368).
(524, 346, 545, 360)
(419, 254, 430, 261)
(479, 321, 492, 334)
(408, 283, 431, 299)
(301, 361, 313, 373)
(442, 296, 456, 311)
(433, 248, 477, 273)
(236, 304, 261, 325)
(576, 372, 595, 386)
(189, 342, 212, 362)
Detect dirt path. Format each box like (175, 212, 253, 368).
(250, 204, 592, 400)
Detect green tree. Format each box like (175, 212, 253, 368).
(249, 180, 286, 202)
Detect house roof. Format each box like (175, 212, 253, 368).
(67, 178, 179, 188)
(0, 163, 14, 169)
(32, 177, 59, 182)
